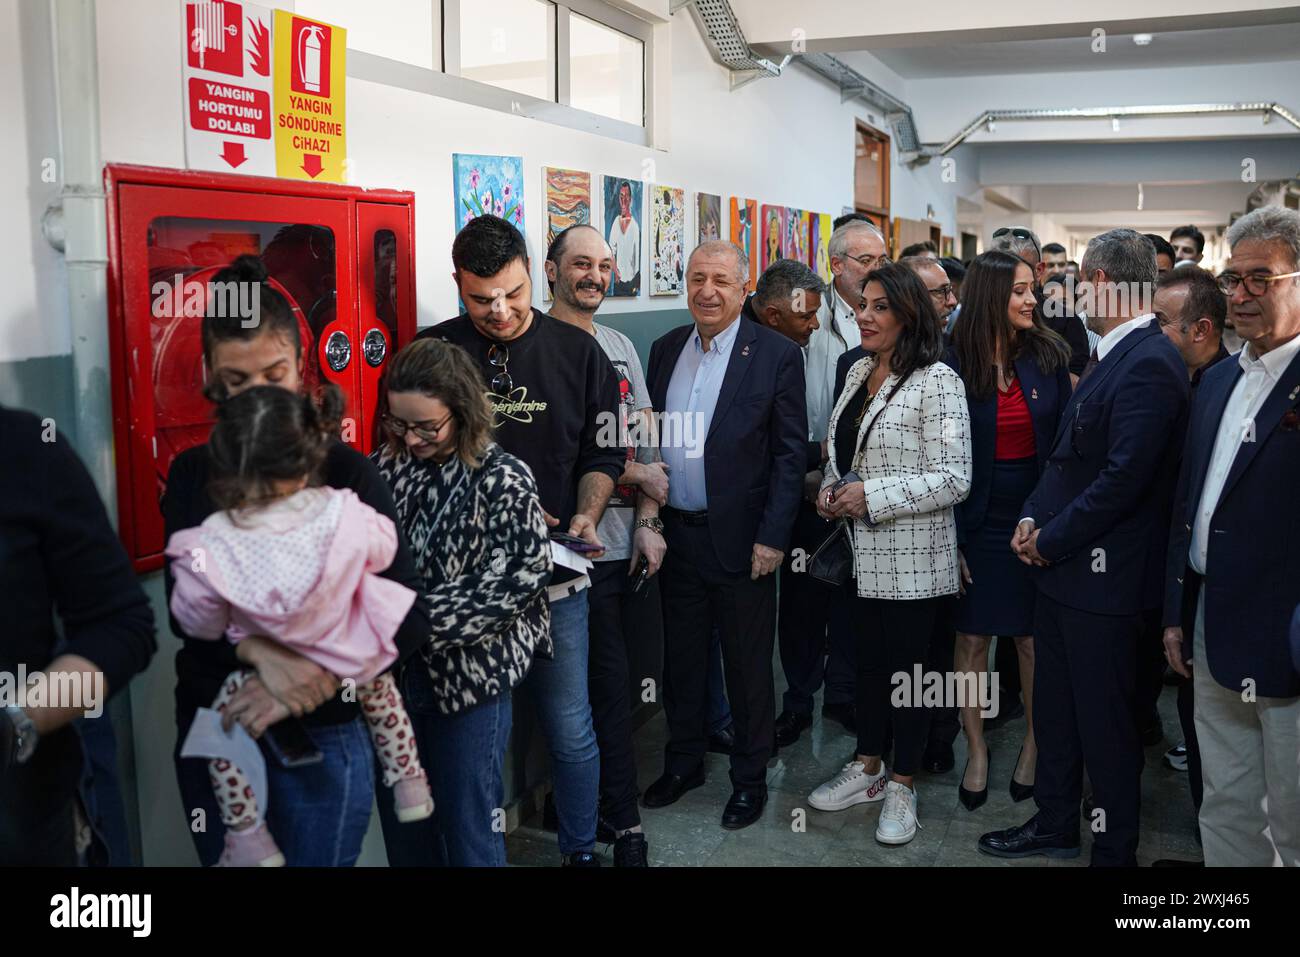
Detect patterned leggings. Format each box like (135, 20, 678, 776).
(210, 669, 424, 829)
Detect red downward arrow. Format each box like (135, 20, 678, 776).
(301, 153, 324, 178)
(219, 141, 247, 168)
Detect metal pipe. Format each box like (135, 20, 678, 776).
(47, 0, 112, 501)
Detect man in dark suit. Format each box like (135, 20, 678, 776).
(642, 241, 807, 829)
(978, 228, 1190, 866)
(1162, 206, 1300, 866)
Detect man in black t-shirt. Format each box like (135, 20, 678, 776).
(418, 215, 623, 867)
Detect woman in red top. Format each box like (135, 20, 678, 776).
(943, 251, 1073, 811)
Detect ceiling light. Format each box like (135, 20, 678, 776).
(1133, 33, 1153, 46)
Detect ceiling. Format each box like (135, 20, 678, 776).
(870, 23, 1300, 78)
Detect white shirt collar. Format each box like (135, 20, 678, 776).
(1096, 313, 1154, 361)
(830, 282, 857, 322)
(692, 313, 742, 356)
(1236, 330, 1300, 380)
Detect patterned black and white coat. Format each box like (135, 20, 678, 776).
(372, 442, 553, 714)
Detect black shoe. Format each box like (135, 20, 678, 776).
(642, 766, 706, 809)
(1009, 747, 1035, 803)
(978, 814, 1081, 859)
(922, 740, 955, 774)
(721, 788, 767, 830)
(596, 816, 617, 844)
(562, 851, 602, 867)
(707, 724, 735, 755)
(821, 702, 856, 735)
(613, 832, 649, 867)
(958, 744, 989, 811)
(775, 710, 813, 748)
(986, 697, 1024, 730)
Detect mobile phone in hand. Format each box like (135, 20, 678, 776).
(631, 555, 651, 594)
(827, 470, 860, 505)
(261, 718, 324, 768)
(549, 532, 604, 555)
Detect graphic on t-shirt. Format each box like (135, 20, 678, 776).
(610, 358, 637, 507)
(488, 386, 548, 426)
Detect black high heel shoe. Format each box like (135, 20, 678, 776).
(958, 744, 990, 811)
(1009, 746, 1035, 803)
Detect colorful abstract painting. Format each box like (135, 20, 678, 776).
(453, 153, 524, 234)
(761, 204, 786, 271)
(810, 212, 833, 282)
(730, 197, 758, 286)
(697, 192, 722, 244)
(543, 167, 591, 301)
(603, 175, 643, 297)
(650, 185, 686, 296)
(786, 208, 808, 268)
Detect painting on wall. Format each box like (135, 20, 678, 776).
(785, 208, 808, 267)
(602, 174, 643, 297)
(697, 192, 722, 244)
(543, 167, 591, 301)
(650, 185, 686, 296)
(453, 153, 524, 233)
(810, 212, 833, 283)
(730, 197, 758, 286)
(761, 204, 786, 271)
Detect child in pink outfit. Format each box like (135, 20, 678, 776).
(166, 385, 433, 867)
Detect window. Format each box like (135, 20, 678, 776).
(569, 12, 643, 125)
(458, 0, 556, 101)
(294, 0, 439, 70)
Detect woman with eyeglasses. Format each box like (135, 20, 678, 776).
(944, 251, 1072, 810)
(372, 337, 553, 866)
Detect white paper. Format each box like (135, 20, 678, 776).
(180, 707, 269, 815)
(550, 540, 595, 574)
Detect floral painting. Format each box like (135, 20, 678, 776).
(453, 153, 525, 234)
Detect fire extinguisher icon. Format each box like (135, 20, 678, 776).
(299, 24, 324, 93)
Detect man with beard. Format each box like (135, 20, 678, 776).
(544, 224, 668, 866)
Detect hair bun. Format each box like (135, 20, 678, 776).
(213, 254, 269, 287)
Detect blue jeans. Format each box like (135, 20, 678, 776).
(77, 713, 130, 865)
(708, 627, 733, 735)
(175, 692, 374, 867)
(376, 667, 512, 867)
(524, 589, 600, 855)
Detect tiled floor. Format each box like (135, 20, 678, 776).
(506, 672, 1201, 867)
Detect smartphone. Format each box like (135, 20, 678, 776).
(261, 718, 324, 768)
(549, 532, 605, 555)
(631, 555, 651, 594)
(826, 470, 861, 505)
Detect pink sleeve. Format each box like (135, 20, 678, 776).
(365, 509, 399, 574)
(167, 547, 231, 641)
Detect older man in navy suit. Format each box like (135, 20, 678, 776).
(1163, 206, 1300, 867)
(641, 241, 807, 830)
(978, 228, 1190, 866)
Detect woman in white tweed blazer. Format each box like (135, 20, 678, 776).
(805, 263, 971, 847)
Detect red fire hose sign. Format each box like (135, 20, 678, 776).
(182, 0, 275, 175)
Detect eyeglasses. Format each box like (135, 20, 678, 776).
(847, 252, 891, 270)
(927, 284, 954, 303)
(1216, 270, 1300, 297)
(488, 343, 512, 395)
(382, 410, 454, 443)
(992, 226, 1042, 260)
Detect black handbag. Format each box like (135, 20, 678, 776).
(807, 520, 853, 587)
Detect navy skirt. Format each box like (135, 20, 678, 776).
(954, 456, 1038, 637)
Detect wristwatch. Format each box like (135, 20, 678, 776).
(635, 517, 665, 535)
(3, 705, 38, 765)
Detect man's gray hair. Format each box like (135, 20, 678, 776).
(1227, 206, 1300, 271)
(990, 226, 1042, 265)
(689, 240, 749, 283)
(1080, 228, 1158, 287)
(753, 258, 826, 309)
(828, 220, 885, 260)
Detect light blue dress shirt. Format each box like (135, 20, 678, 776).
(662, 316, 742, 511)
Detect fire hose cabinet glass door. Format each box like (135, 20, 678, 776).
(111, 180, 357, 572)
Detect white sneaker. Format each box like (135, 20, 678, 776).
(1164, 744, 1189, 772)
(875, 780, 919, 845)
(807, 760, 888, 811)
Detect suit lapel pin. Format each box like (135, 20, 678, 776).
(1030, 387, 1039, 400)
(1290, 385, 1299, 401)
(741, 344, 751, 357)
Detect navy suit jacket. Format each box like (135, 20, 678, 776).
(942, 347, 1073, 546)
(1022, 322, 1189, 616)
(1164, 347, 1300, 697)
(648, 316, 807, 576)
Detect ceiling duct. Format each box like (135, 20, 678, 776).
(797, 52, 920, 153)
(679, 0, 788, 89)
